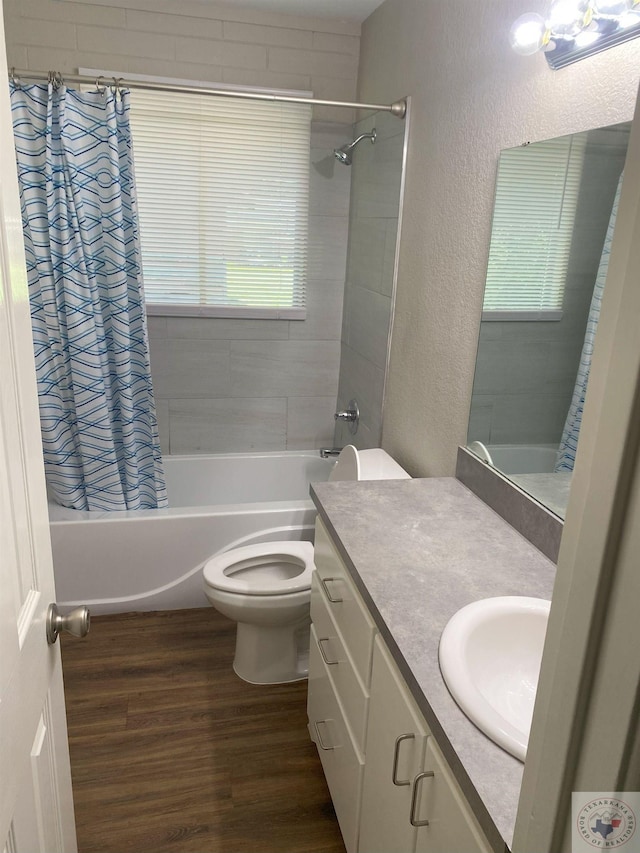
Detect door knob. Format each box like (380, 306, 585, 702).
(46, 603, 90, 645)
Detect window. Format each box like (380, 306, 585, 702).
(482, 133, 587, 320)
(129, 90, 311, 318)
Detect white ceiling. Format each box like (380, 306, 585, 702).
(210, 0, 385, 22)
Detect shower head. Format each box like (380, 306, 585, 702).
(333, 129, 377, 166)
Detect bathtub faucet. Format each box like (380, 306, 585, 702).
(320, 447, 342, 459)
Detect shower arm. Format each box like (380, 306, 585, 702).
(350, 131, 376, 147)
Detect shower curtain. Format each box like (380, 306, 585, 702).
(10, 81, 167, 511)
(555, 173, 623, 474)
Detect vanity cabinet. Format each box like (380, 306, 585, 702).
(361, 638, 492, 853)
(308, 517, 493, 853)
(307, 517, 375, 852)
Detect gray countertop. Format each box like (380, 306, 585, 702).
(310, 477, 557, 853)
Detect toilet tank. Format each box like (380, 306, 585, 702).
(328, 446, 411, 482)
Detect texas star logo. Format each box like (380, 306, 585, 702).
(576, 799, 637, 848)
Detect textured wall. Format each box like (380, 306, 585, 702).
(3, 0, 360, 453)
(358, 0, 640, 476)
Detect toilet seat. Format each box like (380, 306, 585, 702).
(203, 541, 314, 596)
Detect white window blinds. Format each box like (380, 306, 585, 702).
(129, 90, 311, 318)
(482, 133, 587, 320)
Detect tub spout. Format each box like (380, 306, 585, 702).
(320, 447, 342, 459)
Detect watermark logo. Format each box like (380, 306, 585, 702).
(573, 793, 638, 851)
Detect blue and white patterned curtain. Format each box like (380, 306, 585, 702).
(555, 173, 623, 473)
(10, 82, 167, 511)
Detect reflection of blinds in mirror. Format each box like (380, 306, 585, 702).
(482, 134, 587, 320)
(130, 90, 311, 318)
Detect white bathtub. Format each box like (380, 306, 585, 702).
(49, 451, 334, 615)
(486, 444, 558, 475)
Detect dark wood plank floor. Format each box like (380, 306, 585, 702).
(61, 608, 345, 853)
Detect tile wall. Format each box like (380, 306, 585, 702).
(335, 109, 405, 449)
(4, 0, 360, 453)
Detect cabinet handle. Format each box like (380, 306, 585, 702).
(409, 771, 435, 827)
(318, 637, 339, 665)
(320, 577, 343, 603)
(314, 720, 335, 751)
(392, 733, 415, 786)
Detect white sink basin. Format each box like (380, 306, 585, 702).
(439, 596, 551, 762)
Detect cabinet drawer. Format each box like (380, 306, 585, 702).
(311, 575, 370, 752)
(314, 518, 376, 687)
(308, 626, 364, 853)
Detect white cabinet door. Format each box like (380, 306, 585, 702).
(358, 637, 429, 853)
(413, 740, 492, 853)
(0, 5, 77, 850)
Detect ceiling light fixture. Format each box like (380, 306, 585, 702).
(510, 0, 640, 68)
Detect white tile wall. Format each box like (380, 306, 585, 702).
(286, 396, 336, 450)
(334, 110, 405, 448)
(335, 343, 385, 449)
(3, 0, 359, 454)
(148, 339, 231, 399)
(288, 279, 344, 342)
(229, 340, 340, 398)
(344, 284, 391, 370)
(169, 398, 287, 453)
(4, 0, 360, 121)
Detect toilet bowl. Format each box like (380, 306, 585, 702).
(203, 446, 410, 685)
(203, 541, 314, 684)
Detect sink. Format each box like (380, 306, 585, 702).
(438, 596, 551, 762)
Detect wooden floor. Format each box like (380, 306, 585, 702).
(61, 608, 345, 853)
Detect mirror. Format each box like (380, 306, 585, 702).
(468, 122, 631, 519)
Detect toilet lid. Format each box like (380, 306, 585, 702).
(203, 540, 314, 596)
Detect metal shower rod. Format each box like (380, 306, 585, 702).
(8, 68, 407, 118)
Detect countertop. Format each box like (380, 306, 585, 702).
(310, 476, 557, 853)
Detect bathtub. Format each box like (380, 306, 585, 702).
(49, 451, 334, 615)
(485, 444, 558, 475)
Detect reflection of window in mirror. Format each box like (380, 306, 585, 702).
(483, 135, 587, 322)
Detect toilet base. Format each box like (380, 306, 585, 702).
(233, 617, 311, 684)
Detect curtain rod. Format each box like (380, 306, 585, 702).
(8, 68, 407, 118)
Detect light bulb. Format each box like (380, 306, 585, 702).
(546, 0, 591, 36)
(510, 12, 548, 54)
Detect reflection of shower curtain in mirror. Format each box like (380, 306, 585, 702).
(555, 173, 623, 473)
(10, 82, 167, 511)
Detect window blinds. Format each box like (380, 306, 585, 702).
(129, 90, 311, 318)
(483, 134, 587, 320)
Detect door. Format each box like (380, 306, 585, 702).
(359, 637, 429, 853)
(413, 740, 491, 853)
(0, 4, 78, 850)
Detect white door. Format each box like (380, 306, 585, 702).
(0, 4, 78, 850)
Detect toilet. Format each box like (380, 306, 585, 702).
(203, 445, 410, 684)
